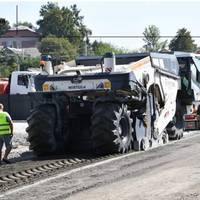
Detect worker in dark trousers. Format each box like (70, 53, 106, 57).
(0, 103, 13, 164)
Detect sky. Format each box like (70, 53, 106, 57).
(0, 0, 200, 50)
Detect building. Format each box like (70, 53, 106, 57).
(0, 26, 40, 49)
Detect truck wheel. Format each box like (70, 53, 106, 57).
(91, 103, 133, 155)
(26, 104, 57, 156)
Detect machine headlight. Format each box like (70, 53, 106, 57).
(43, 83, 50, 91)
(103, 80, 111, 89)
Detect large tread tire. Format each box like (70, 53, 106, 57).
(91, 103, 133, 155)
(166, 117, 184, 140)
(26, 104, 57, 156)
(167, 102, 184, 140)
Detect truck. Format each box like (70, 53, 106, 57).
(26, 52, 180, 156)
(0, 71, 39, 119)
(183, 112, 200, 130)
(174, 52, 200, 132)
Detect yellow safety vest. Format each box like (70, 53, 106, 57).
(0, 112, 11, 135)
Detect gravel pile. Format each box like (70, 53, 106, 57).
(12, 121, 29, 147)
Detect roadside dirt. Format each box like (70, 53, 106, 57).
(67, 134, 200, 200)
(1, 133, 200, 200)
(68, 158, 200, 200)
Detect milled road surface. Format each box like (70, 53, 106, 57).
(1, 133, 200, 200)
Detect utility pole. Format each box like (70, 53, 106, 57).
(84, 36, 88, 56)
(16, 5, 20, 71)
(16, 5, 18, 36)
(85, 41, 88, 56)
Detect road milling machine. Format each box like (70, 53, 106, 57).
(26, 52, 180, 156)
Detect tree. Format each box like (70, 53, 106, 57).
(0, 48, 17, 77)
(39, 35, 77, 61)
(37, 2, 91, 51)
(143, 25, 167, 52)
(20, 57, 40, 71)
(0, 47, 40, 76)
(91, 41, 128, 56)
(169, 28, 197, 52)
(0, 18, 10, 36)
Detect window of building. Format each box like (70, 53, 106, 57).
(13, 41, 17, 48)
(1, 42, 7, 47)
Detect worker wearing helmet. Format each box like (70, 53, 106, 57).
(0, 103, 13, 164)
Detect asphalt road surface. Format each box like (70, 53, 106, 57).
(1, 133, 200, 200)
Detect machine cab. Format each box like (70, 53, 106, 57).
(9, 71, 39, 95)
(175, 52, 200, 102)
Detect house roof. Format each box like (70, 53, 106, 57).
(9, 26, 35, 32)
(1, 26, 40, 38)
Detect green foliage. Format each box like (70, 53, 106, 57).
(39, 35, 77, 61)
(19, 57, 40, 71)
(0, 49, 17, 77)
(0, 19, 10, 36)
(169, 28, 197, 52)
(0, 48, 40, 76)
(91, 40, 129, 56)
(37, 2, 91, 51)
(143, 25, 167, 52)
(13, 21, 35, 29)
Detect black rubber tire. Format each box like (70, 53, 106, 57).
(166, 120, 183, 140)
(91, 103, 133, 155)
(162, 132, 169, 144)
(140, 139, 148, 151)
(26, 104, 57, 156)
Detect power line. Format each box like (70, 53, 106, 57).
(59, 35, 200, 38)
(87, 35, 200, 38)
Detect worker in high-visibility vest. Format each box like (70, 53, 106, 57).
(0, 103, 13, 164)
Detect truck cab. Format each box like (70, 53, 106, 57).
(0, 71, 39, 120)
(9, 71, 39, 95)
(175, 52, 200, 131)
(175, 52, 200, 103)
